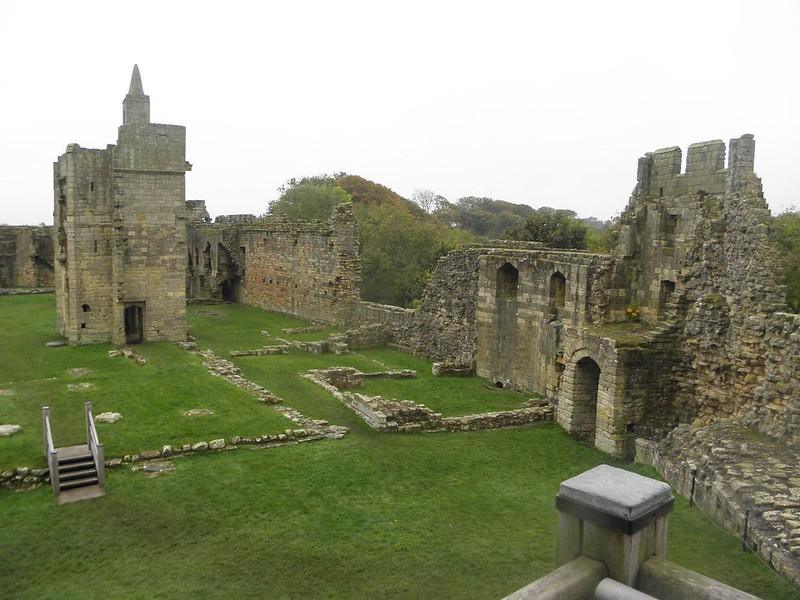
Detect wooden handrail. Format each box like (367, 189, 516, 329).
(42, 406, 59, 496)
(85, 402, 105, 487)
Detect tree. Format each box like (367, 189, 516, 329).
(431, 196, 533, 238)
(411, 189, 448, 214)
(267, 172, 477, 307)
(506, 207, 588, 249)
(267, 176, 351, 221)
(773, 208, 800, 312)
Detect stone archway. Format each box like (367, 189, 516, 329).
(556, 350, 602, 443)
(571, 357, 600, 440)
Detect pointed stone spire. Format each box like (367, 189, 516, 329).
(128, 64, 145, 96)
(123, 64, 150, 126)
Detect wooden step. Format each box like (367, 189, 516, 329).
(58, 484, 105, 505)
(59, 475, 99, 490)
(58, 453, 93, 465)
(58, 459, 95, 472)
(59, 467, 97, 481)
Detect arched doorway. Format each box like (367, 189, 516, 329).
(572, 357, 601, 441)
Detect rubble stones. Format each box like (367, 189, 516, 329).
(636, 421, 800, 588)
(67, 382, 94, 391)
(95, 412, 123, 424)
(184, 408, 214, 417)
(0, 424, 21, 437)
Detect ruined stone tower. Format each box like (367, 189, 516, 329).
(53, 65, 189, 345)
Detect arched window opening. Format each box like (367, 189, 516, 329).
(81, 304, 91, 313)
(549, 271, 566, 314)
(496, 263, 519, 299)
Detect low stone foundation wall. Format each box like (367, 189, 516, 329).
(305, 368, 553, 433)
(432, 362, 475, 377)
(230, 345, 289, 356)
(328, 322, 392, 352)
(635, 422, 800, 588)
(0, 287, 54, 296)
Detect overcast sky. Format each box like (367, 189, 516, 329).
(1, 0, 798, 225)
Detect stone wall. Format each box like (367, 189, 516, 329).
(636, 423, 800, 588)
(187, 203, 361, 324)
(186, 200, 211, 223)
(347, 245, 491, 364)
(476, 249, 615, 394)
(0, 226, 53, 288)
(752, 312, 800, 444)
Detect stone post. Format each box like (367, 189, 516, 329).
(555, 464, 673, 586)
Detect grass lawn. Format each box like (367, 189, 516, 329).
(356, 350, 531, 416)
(187, 303, 338, 355)
(0, 296, 294, 470)
(1, 296, 797, 599)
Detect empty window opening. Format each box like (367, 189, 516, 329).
(549, 271, 566, 314)
(82, 304, 91, 313)
(659, 280, 676, 316)
(496, 263, 519, 299)
(659, 187, 664, 197)
(203, 243, 212, 272)
(94, 240, 98, 253)
(626, 423, 636, 433)
(90, 181, 94, 192)
(664, 214, 678, 237)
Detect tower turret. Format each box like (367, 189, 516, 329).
(122, 64, 150, 125)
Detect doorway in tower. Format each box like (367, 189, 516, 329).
(124, 302, 144, 344)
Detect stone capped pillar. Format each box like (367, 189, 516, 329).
(555, 464, 673, 586)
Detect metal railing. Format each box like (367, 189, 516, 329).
(85, 401, 105, 487)
(42, 406, 59, 496)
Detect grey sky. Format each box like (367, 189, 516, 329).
(1, 0, 798, 225)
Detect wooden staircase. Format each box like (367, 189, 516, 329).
(43, 403, 106, 504)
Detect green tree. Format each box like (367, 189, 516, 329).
(773, 208, 800, 312)
(267, 173, 476, 307)
(432, 196, 532, 238)
(268, 175, 351, 221)
(506, 207, 589, 249)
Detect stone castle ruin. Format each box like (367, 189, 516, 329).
(4, 66, 788, 458)
(0, 64, 795, 585)
(52, 65, 189, 345)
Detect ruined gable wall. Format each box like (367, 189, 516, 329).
(0, 226, 54, 288)
(195, 203, 362, 324)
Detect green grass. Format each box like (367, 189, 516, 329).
(2, 428, 795, 599)
(588, 320, 653, 346)
(0, 296, 293, 470)
(1, 295, 797, 599)
(356, 351, 530, 416)
(187, 303, 338, 354)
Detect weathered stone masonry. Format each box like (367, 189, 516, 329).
(53, 65, 188, 345)
(186, 203, 361, 323)
(0, 226, 53, 288)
